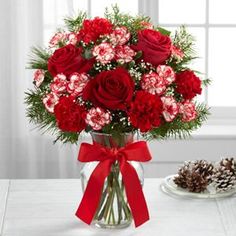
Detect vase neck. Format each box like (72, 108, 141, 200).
(90, 132, 135, 148)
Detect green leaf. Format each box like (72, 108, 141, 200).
(134, 51, 142, 60)
(156, 27, 171, 36)
(83, 49, 93, 59)
(128, 60, 135, 68)
(202, 78, 212, 87)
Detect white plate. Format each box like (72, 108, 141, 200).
(161, 175, 236, 199)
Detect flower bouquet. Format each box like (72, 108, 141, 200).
(26, 6, 209, 228)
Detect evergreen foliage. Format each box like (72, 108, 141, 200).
(25, 5, 210, 143)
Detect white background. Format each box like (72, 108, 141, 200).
(0, 0, 236, 178)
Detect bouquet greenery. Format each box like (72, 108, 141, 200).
(25, 6, 210, 143)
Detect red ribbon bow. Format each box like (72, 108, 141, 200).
(75, 141, 152, 227)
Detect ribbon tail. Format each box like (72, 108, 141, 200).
(75, 160, 112, 224)
(120, 160, 150, 227)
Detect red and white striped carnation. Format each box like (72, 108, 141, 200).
(42, 93, 59, 113)
(141, 72, 166, 95)
(92, 42, 115, 64)
(156, 65, 175, 85)
(85, 107, 111, 130)
(50, 73, 67, 94)
(179, 100, 197, 122)
(67, 72, 89, 97)
(66, 32, 77, 45)
(171, 45, 184, 61)
(33, 69, 45, 87)
(115, 45, 136, 64)
(110, 27, 130, 46)
(49, 32, 65, 47)
(161, 96, 179, 122)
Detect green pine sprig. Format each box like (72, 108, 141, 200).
(143, 103, 210, 141)
(25, 89, 79, 144)
(64, 11, 87, 32)
(28, 46, 50, 70)
(104, 4, 151, 42)
(202, 78, 211, 87)
(173, 26, 196, 56)
(168, 26, 197, 72)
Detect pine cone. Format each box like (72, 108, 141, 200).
(220, 157, 235, 174)
(186, 171, 208, 193)
(192, 160, 214, 184)
(174, 161, 191, 189)
(174, 160, 213, 192)
(212, 166, 236, 192)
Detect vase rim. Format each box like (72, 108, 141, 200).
(89, 131, 135, 137)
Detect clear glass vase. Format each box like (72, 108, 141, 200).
(80, 132, 144, 229)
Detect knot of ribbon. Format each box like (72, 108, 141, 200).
(75, 141, 152, 227)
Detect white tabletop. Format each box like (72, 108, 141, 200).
(0, 179, 235, 236)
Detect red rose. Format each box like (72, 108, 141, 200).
(175, 70, 202, 100)
(132, 29, 171, 66)
(128, 91, 163, 132)
(48, 44, 93, 77)
(54, 96, 86, 132)
(77, 17, 113, 44)
(82, 67, 134, 110)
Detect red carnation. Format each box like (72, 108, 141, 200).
(48, 44, 93, 77)
(82, 67, 134, 110)
(128, 91, 163, 132)
(54, 96, 86, 132)
(131, 29, 171, 66)
(77, 17, 113, 44)
(175, 70, 202, 100)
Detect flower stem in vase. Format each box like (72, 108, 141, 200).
(94, 162, 132, 227)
